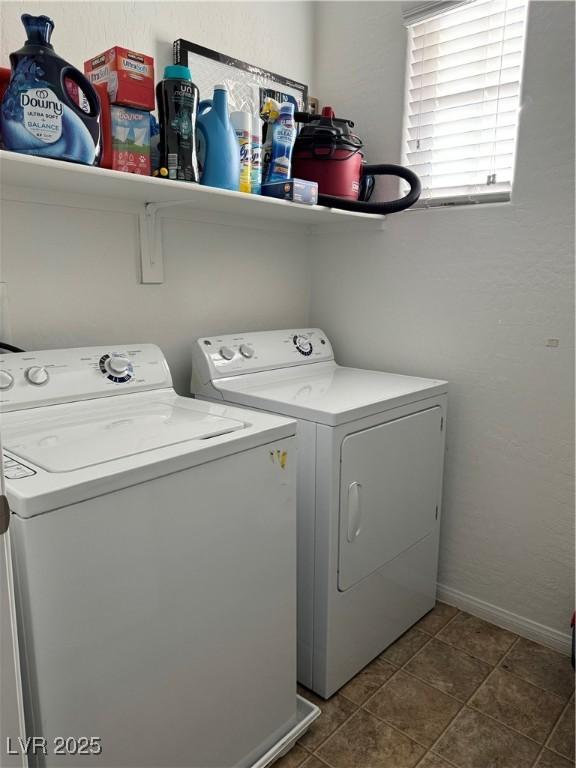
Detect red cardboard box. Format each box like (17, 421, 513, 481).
(85, 47, 154, 111)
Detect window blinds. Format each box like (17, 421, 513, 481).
(403, 0, 528, 206)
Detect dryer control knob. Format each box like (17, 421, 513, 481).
(107, 355, 131, 375)
(25, 366, 49, 386)
(0, 370, 14, 390)
(239, 344, 254, 359)
(219, 346, 235, 361)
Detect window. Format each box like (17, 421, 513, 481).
(402, 0, 529, 207)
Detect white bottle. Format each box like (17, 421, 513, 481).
(230, 111, 252, 193)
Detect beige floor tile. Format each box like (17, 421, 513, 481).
(501, 639, 574, 699)
(275, 744, 309, 768)
(316, 709, 425, 768)
(470, 667, 565, 742)
(437, 612, 517, 665)
(339, 658, 396, 705)
(434, 707, 540, 768)
(404, 638, 491, 701)
(416, 754, 457, 768)
(297, 689, 357, 750)
(547, 697, 575, 761)
(415, 603, 459, 635)
(536, 748, 575, 767)
(380, 627, 431, 667)
(365, 670, 461, 746)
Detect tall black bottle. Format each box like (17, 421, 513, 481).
(156, 65, 199, 182)
(0, 14, 101, 164)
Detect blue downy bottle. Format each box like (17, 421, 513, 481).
(196, 84, 240, 191)
(0, 14, 101, 165)
(266, 102, 296, 183)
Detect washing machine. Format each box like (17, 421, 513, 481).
(191, 329, 448, 698)
(0, 344, 318, 767)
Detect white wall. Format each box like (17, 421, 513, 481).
(0, 1, 314, 392)
(310, 1, 575, 644)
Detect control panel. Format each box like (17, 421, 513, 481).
(3, 454, 36, 480)
(192, 329, 335, 384)
(0, 345, 172, 412)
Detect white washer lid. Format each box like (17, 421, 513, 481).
(3, 395, 245, 472)
(215, 363, 448, 426)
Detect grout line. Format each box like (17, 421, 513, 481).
(339, 621, 443, 711)
(308, 706, 359, 758)
(414, 746, 462, 768)
(302, 696, 361, 754)
(408, 636, 529, 763)
(363, 621, 570, 759)
(304, 754, 331, 767)
(417, 605, 462, 639)
(301, 612, 574, 768)
(496, 636, 575, 702)
(358, 633, 440, 711)
(541, 693, 575, 763)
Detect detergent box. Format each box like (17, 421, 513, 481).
(262, 178, 318, 205)
(85, 47, 154, 111)
(98, 83, 150, 175)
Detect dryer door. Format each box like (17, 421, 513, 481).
(338, 407, 443, 592)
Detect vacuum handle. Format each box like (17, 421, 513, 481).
(318, 164, 421, 215)
(294, 111, 355, 128)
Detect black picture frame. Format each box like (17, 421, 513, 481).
(173, 39, 308, 110)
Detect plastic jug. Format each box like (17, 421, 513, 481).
(0, 14, 101, 165)
(196, 84, 240, 191)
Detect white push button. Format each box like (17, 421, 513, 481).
(25, 366, 49, 386)
(219, 346, 235, 361)
(0, 370, 14, 390)
(239, 344, 254, 358)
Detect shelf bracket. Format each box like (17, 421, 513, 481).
(138, 203, 164, 284)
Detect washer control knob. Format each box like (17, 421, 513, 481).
(25, 366, 49, 386)
(0, 370, 13, 390)
(107, 355, 131, 375)
(219, 346, 235, 361)
(293, 335, 313, 356)
(239, 344, 254, 359)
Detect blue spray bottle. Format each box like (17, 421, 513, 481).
(196, 84, 240, 191)
(0, 14, 101, 165)
(266, 102, 296, 183)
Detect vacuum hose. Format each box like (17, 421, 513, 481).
(317, 164, 421, 215)
(0, 342, 25, 353)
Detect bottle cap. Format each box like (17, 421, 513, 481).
(214, 84, 228, 91)
(164, 65, 191, 81)
(22, 14, 54, 47)
(230, 111, 252, 132)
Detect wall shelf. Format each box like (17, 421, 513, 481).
(0, 151, 385, 283)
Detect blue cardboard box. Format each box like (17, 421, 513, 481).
(262, 178, 318, 205)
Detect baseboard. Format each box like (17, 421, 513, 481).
(437, 583, 572, 656)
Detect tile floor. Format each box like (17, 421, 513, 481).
(280, 603, 575, 768)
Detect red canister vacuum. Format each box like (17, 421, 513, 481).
(293, 107, 421, 214)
